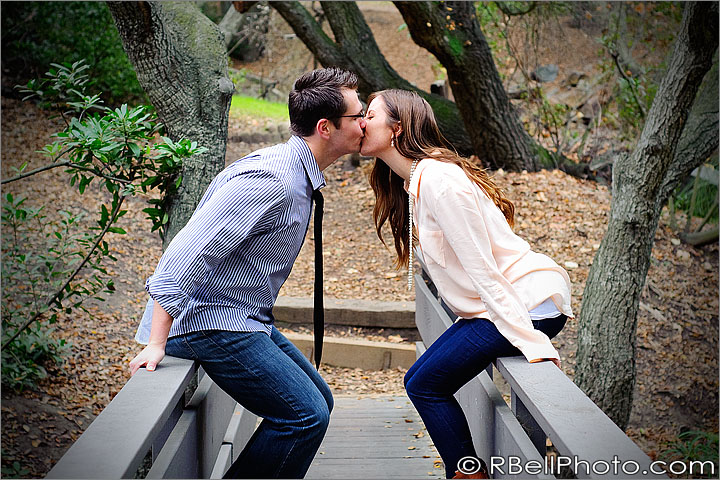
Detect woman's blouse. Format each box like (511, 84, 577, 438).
(408, 158, 574, 362)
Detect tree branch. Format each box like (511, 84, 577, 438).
(271, 2, 345, 67)
(610, 50, 646, 119)
(2, 196, 126, 350)
(658, 57, 719, 208)
(494, 1, 537, 17)
(1, 160, 133, 185)
(2, 160, 71, 184)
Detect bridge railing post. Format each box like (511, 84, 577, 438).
(47, 357, 258, 479)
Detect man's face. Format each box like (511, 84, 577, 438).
(329, 88, 366, 156)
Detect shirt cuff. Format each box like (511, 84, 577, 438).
(519, 342, 560, 363)
(145, 272, 189, 320)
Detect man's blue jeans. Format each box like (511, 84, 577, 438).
(166, 327, 333, 479)
(405, 314, 566, 478)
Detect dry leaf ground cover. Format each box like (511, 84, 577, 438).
(1, 96, 717, 477)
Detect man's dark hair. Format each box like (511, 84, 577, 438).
(289, 67, 359, 137)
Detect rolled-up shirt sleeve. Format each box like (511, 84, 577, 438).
(423, 174, 559, 362)
(146, 170, 288, 319)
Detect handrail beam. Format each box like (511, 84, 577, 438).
(46, 356, 197, 479)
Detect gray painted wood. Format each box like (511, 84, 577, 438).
(46, 356, 197, 479)
(187, 374, 238, 478)
(152, 396, 184, 462)
(306, 395, 443, 479)
(414, 273, 453, 343)
(496, 357, 666, 478)
(223, 403, 259, 463)
(210, 445, 232, 479)
(146, 410, 199, 479)
(511, 391, 546, 457)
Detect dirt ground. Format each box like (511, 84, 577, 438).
(2, 3, 717, 478)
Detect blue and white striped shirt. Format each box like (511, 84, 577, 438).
(135, 136, 324, 343)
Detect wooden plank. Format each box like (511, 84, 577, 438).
(308, 461, 442, 479)
(496, 357, 667, 478)
(210, 444, 233, 479)
(146, 410, 199, 479)
(223, 403, 259, 462)
(187, 374, 238, 478)
(151, 397, 184, 462)
(414, 273, 453, 345)
(274, 296, 415, 328)
(284, 332, 417, 370)
(47, 356, 197, 479)
(512, 391, 546, 457)
(307, 395, 441, 479)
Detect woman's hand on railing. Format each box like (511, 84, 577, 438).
(531, 357, 562, 369)
(129, 343, 166, 375)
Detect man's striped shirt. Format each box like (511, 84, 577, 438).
(136, 136, 324, 342)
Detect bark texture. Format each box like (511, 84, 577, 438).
(393, 1, 538, 171)
(107, 1, 234, 248)
(271, 1, 474, 154)
(574, 2, 718, 429)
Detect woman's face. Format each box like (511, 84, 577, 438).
(360, 96, 394, 157)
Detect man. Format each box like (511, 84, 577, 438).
(129, 67, 365, 478)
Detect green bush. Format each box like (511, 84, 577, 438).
(2, 60, 205, 391)
(1, 1, 146, 105)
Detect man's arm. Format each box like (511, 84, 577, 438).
(129, 301, 173, 375)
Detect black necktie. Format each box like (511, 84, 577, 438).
(311, 189, 324, 369)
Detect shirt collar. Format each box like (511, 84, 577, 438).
(288, 136, 326, 191)
(408, 158, 431, 199)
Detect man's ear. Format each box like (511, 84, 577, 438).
(316, 118, 332, 140)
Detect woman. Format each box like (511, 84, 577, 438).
(361, 89, 573, 479)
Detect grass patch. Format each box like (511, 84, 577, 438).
(230, 95, 289, 121)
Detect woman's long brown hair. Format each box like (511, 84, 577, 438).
(368, 89, 515, 268)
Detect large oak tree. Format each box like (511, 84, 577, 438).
(107, 1, 234, 247)
(574, 1, 718, 428)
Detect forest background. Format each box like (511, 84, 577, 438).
(1, 1, 718, 478)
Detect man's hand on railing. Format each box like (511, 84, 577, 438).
(130, 300, 174, 375)
(130, 343, 166, 375)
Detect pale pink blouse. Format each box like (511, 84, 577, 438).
(408, 159, 574, 362)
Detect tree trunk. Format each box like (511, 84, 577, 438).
(393, 1, 538, 171)
(270, 1, 473, 154)
(218, 4, 243, 48)
(107, 1, 234, 248)
(574, 2, 718, 429)
(658, 57, 718, 207)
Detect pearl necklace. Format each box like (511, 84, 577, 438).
(407, 159, 418, 291)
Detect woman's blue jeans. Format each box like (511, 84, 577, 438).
(405, 314, 566, 478)
(166, 326, 333, 479)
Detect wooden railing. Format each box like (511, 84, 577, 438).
(414, 261, 668, 479)
(46, 261, 669, 479)
(46, 357, 257, 479)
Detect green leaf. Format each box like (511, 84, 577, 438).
(107, 227, 126, 234)
(128, 142, 142, 158)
